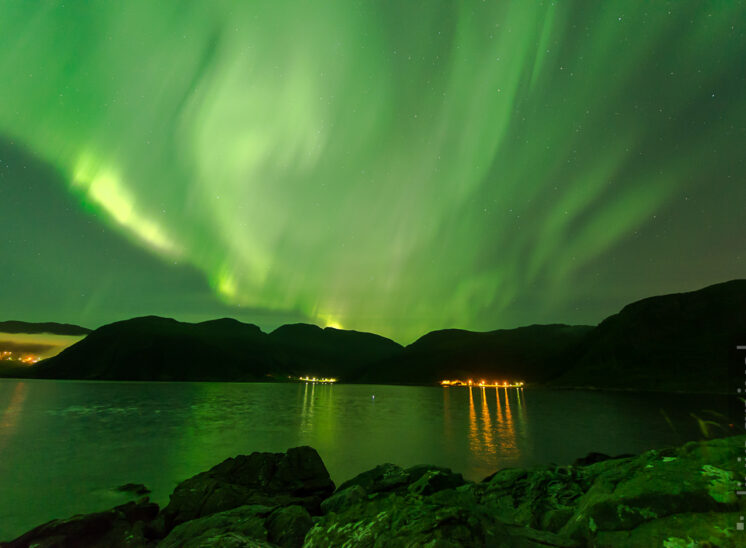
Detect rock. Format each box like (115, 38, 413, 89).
(157, 505, 272, 548)
(572, 453, 634, 467)
(160, 446, 334, 530)
(115, 483, 151, 496)
(304, 491, 506, 547)
(335, 463, 466, 498)
(504, 525, 579, 547)
(539, 507, 574, 533)
(335, 463, 410, 495)
(320, 485, 367, 514)
(7, 435, 746, 547)
(593, 511, 744, 548)
(305, 487, 575, 547)
(481, 466, 590, 529)
(405, 464, 456, 484)
(180, 534, 271, 547)
(3, 499, 159, 548)
(481, 467, 527, 486)
(265, 505, 313, 548)
(157, 502, 312, 548)
(560, 436, 743, 543)
(408, 469, 466, 496)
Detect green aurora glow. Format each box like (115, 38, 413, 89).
(1, 1, 745, 342)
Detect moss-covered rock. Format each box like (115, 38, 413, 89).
(2, 499, 159, 548)
(160, 446, 334, 531)
(265, 505, 313, 548)
(320, 485, 367, 514)
(6, 435, 745, 547)
(157, 505, 272, 548)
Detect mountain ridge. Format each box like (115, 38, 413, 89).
(3, 279, 744, 393)
(0, 321, 90, 336)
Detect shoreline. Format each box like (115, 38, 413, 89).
(0, 375, 735, 396)
(4, 433, 743, 547)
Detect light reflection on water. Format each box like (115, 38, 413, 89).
(0, 381, 27, 453)
(466, 386, 522, 469)
(0, 379, 734, 540)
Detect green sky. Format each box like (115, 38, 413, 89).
(1, 1, 744, 343)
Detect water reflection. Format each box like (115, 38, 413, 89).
(468, 385, 478, 454)
(0, 381, 733, 540)
(300, 381, 315, 433)
(501, 387, 517, 453)
(442, 386, 452, 443)
(515, 386, 528, 432)
(480, 387, 494, 450)
(0, 381, 27, 453)
(299, 382, 336, 445)
(464, 385, 521, 461)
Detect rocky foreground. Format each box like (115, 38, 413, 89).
(3, 435, 744, 547)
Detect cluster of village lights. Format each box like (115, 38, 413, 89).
(440, 379, 524, 388)
(0, 350, 41, 364)
(298, 376, 337, 384)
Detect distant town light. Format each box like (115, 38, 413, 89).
(439, 378, 524, 389)
(298, 376, 337, 384)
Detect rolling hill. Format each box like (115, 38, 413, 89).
(6, 280, 745, 393)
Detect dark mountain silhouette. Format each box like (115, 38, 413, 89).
(6, 280, 745, 392)
(0, 321, 90, 336)
(357, 324, 593, 385)
(30, 316, 271, 381)
(269, 323, 402, 379)
(30, 316, 403, 382)
(549, 279, 746, 393)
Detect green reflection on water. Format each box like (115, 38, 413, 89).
(0, 381, 27, 454)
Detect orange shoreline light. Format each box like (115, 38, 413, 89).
(440, 379, 524, 388)
(298, 376, 337, 384)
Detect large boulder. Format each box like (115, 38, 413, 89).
(320, 485, 367, 514)
(335, 463, 466, 498)
(160, 446, 334, 530)
(157, 505, 273, 548)
(408, 469, 467, 497)
(481, 465, 591, 530)
(305, 485, 574, 547)
(335, 463, 410, 495)
(157, 503, 312, 548)
(477, 435, 746, 546)
(265, 505, 313, 548)
(2, 499, 159, 548)
(559, 436, 742, 543)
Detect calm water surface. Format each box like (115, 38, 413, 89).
(0, 379, 733, 539)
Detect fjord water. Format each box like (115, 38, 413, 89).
(0, 380, 732, 539)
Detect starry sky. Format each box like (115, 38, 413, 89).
(0, 1, 744, 343)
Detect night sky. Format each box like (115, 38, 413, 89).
(1, 1, 744, 343)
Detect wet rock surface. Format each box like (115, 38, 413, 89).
(158, 505, 273, 548)
(116, 483, 152, 496)
(1, 499, 159, 548)
(3, 436, 744, 547)
(160, 445, 334, 530)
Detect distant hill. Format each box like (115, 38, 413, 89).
(31, 316, 275, 381)
(30, 316, 402, 382)
(0, 321, 90, 336)
(357, 324, 593, 385)
(269, 323, 402, 379)
(548, 279, 746, 393)
(7, 280, 746, 392)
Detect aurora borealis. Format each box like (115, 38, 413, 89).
(1, 1, 744, 342)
